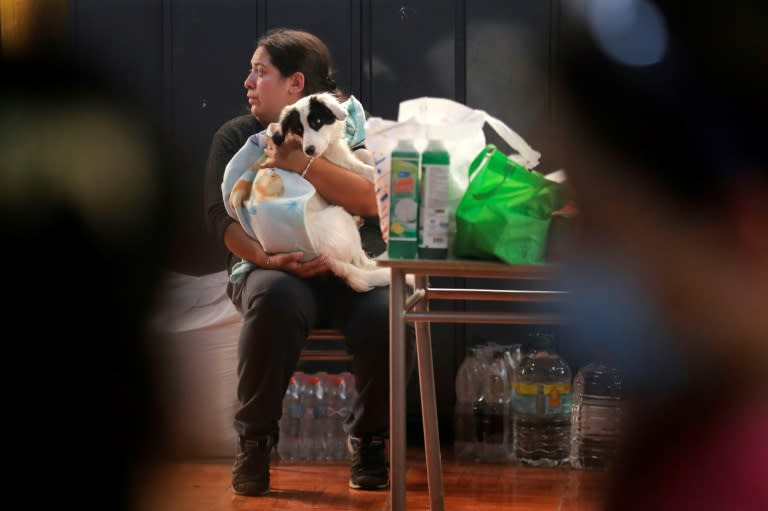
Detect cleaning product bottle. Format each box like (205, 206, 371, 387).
(418, 139, 450, 259)
(388, 139, 420, 259)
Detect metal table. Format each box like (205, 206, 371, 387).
(376, 256, 564, 511)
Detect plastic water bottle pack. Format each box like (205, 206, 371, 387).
(277, 371, 355, 462)
(453, 342, 522, 463)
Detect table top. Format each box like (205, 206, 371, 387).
(375, 254, 561, 280)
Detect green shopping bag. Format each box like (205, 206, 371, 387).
(454, 145, 568, 264)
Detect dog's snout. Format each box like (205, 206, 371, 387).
(305, 145, 315, 156)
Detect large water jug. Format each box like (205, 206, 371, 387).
(512, 333, 572, 467)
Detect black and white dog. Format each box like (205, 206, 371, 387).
(269, 92, 390, 292)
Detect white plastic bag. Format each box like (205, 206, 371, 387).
(365, 97, 540, 253)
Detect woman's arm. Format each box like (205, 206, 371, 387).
(302, 157, 378, 216)
(223, 222, 270, 267)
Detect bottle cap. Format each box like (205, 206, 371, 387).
(529, 332, 554, 350)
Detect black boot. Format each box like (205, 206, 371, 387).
(231, 435, 274, 496)
(348, 435, 389, 490)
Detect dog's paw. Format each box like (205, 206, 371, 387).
(348, 280, 375, 293)
(351, 161, 376, 182)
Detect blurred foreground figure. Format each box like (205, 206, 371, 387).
(0, 54, 172, 510)
(552, 1, 768, 510)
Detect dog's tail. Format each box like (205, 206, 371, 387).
(327, 259, 391, 292)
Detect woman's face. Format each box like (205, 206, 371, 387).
(244, 47, 300, 125)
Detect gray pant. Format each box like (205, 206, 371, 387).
(227, 268, 414, 441)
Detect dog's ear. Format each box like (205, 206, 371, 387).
(319, 93, 348, 121)
(273, 108, 302, 146)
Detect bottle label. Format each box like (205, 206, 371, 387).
(512, 383, 572, 415)
(288, 403, 305, 419)
(418, 163, 449, 249)
(311, 404, 328, 419)
(389, 163, 419, 239)
(327, 406, 350, 418)
(388, 149, 420, 258)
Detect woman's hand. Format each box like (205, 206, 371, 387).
(266, 251, 331, 278)
(261, 124, 311, 173)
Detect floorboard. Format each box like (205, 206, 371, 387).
(137, 448, 611, 511)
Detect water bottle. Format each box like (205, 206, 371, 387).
(339, 371, 357, 402)
(300, 375, 327, 460)
(476, 347, 511, 462)
(388, 139, 420, 259)
(418, 139, 450, 259)
(512, 333, 572, 467)
(570, 360, 624, 469)
(453, 346, 484, 461)
(501, 343, 523, 460)
(278, 375, 304, 461)
(325, 375, 351, 460)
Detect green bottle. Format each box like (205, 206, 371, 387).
(418, 139, 450, 259)
(388, 139, 420, 259)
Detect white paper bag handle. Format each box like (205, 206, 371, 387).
(481, 111, 541, 169)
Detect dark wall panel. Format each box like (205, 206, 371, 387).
(466, 0, 552, 162)
(71, 0, 164, 117)
(168, 0, 260, 275)
(264, 0, 359, 99)
(368, 0, 455, 120)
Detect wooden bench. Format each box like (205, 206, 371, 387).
(300, 328, 352, 362)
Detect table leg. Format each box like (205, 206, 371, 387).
(389, 268, 407, 511)
(414, 275, 445, 511)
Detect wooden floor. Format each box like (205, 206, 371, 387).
(137, 448, 611, 511)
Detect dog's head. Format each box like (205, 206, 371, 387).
(271, 92, 347, 157)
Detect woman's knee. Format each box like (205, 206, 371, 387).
(242, 271, 316, 325)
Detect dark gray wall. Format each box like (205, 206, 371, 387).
(70, 0, 564, 444)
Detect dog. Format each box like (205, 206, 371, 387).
(239, 92, 391, 292)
